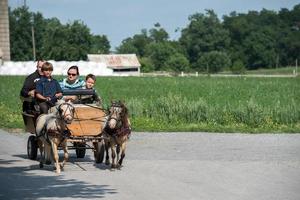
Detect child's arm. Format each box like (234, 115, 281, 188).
(55, 92, 63, 99)
(35, 81, 49, 101)
(36, 93, 50, 101)
(54, 80, 63, 99)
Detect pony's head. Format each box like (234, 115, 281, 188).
(57, 102, 75, 124)
(107, 101, 127, 129)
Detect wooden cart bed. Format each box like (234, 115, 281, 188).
(67, 104, 106, 137)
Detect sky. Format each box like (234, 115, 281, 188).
(8, 0, 300, 50)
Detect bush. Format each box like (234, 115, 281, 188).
(165, 53, 190, 72)
(231, 60, 246, 74)
(140, 57, 155, 72)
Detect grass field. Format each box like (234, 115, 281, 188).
(245, 66, 298, 75)
(0, 75, 299, 133)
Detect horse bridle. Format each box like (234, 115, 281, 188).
(57, 102, 75, 123)
(108, 103, 124, 127)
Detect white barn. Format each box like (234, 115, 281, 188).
(87, 54, 141, 76)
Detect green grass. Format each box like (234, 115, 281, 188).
(219, 66, 298, 75)
(245, 67, 298, 75)
(0, 75, 299, 133)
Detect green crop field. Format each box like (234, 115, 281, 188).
(0, 75, 299, 133)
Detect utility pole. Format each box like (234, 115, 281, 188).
(31, 25, 36, 61)
(30, 12, 36, 61)
(296, 59, 298, 76)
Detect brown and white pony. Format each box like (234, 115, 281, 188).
(36, 101, 75, 173)
(104, 101, 131, 169)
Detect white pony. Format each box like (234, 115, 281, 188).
(36, 100, 75, 173)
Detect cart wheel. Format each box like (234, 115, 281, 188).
(74, 142, 86, 158)
(27, 135, 38, 160)
(94, 140, 105, 163)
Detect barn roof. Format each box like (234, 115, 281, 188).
(87, 54, 141, 69)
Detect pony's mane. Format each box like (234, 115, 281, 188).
(120, 103, 129, 127)
(109, 101, 130, 127)
(121, 103, 128, 116)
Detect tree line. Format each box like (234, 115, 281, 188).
(9, 4, 300, 73)
(9, 6, 110, 61)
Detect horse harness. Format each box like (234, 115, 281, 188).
(39, 103, 74, 144)
(40, 119, 69, 147)
(57, 102, 75, 124)
(105, 111, 131, 138)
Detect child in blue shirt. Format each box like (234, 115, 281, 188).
(35, 62, 62, 114)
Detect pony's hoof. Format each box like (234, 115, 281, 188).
(39, 162, 44, 168)
(111, 164, 117, 168)
(45, 160, 51, 165)
(116, 164, 122, 170)
(60, 164, 65, 170)
(105, 160, 110, 165)
(54, 167, 61, 173)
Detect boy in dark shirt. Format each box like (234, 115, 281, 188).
(81, 74, 102, 106)
(35, 62, 62, 114)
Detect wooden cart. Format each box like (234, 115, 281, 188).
(22, 89, 107, 163)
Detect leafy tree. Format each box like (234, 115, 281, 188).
(145, 42, 177, 71)
(165, 53, 190, 72)
(117, 29, 151, 57)
(66, 20, 92, 60)
(195, 51, 231, 73)
(117, 23, 189, 72)
(231, 60, 246, 74)
(32, 12, 47, 60)
(139, 57, 155, 72)
(149, 23, 169, 42)
(117, 38, 139, 55)
(223, 6, 300, 69)
(9, 6, 33, 60)
(40, 18, 67, 60)
(9, 4, 300, 71)
(9, 7, 110, 61)
(90, 35, 110, 54)
(179, 10, 230, 65)
(168, 40, 188, 57)
(277, 4, 300, 65)
(41, 20, 93, 60)
(223, 12, 251, 66)
(243, 28, 277, 69)
(117, 23, 170, 57)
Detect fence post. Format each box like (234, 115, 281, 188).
(296, 59, 298, 76)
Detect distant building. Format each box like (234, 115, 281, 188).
(87, 54, 141, 76)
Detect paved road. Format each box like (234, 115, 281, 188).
(0, 129, 300, 200)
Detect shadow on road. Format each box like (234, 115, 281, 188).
(14, 153, 112, 170)
(0, 158, 116, 199)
